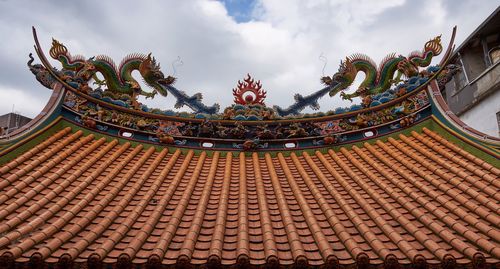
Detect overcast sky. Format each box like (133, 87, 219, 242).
(0, 0, 498, 117)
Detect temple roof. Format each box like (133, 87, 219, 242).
(0, 122, 499, 268)
(0, 28, 499, 269)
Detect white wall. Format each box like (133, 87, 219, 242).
(459, 88, 500, 137)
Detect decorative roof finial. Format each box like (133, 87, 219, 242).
(232, 74, 267, 105)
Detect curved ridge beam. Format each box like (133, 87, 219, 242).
(32, 27, 54, 72)
(439, 26, 457, 67)
(428, 80, 500, 144)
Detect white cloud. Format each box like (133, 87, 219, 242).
(422, 0, 447, 26)
(0, 86, 52, 117)
(0, 0, 498, 117)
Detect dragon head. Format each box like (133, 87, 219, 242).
(139, 53, 176, 96)
(139, 53, 165, 83)
(329, 57, 356, 96)
(335, 57, 356, 82)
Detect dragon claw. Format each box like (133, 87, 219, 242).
(340, 92, 353, 102)
(146, 90, 158, 99)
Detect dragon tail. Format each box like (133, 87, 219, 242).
(409, 35, 443, 67)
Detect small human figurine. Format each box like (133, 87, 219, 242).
(198, 120, 213, 137)
(136, 119, 148, 129)
(157, 131, 175, 144)
(323, 135, 338, 145)
(256, 125, 274, 139)
(275, 123, 286, 139)
(180, 122, 196, 137)
(82, 115, 96, 129)
(231, 122, 247, 139)
(355, 114, 368, 128)
(288, 123, 308, 138)
(242, 138, 260, 150)
(96, 107, 106, 121)
(110, 111, 119, 124)
(215, 123, 229, 138)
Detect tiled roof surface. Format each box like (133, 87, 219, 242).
(0, 126, 499, 268)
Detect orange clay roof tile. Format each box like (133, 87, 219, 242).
(0, 127, 499, 268)
(0, 127, 72, 176)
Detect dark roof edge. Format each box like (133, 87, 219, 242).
(451, 6, 500, 58)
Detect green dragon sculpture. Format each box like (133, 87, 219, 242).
(49, 39, 175, 109)
(322, 35, 443, 101)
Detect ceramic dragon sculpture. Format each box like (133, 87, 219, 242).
(49, 39, 176, 110)
(27, 53, 58, 89)
(322, 35, 443, 101)
(47, 39, 220, 114)
(48, 39, 220, 114)
(273, 85, 337, 116)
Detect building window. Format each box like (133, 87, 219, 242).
(490, 47, 500, 64)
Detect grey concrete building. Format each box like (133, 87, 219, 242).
(0, 113, 32, 135)
(441, 6, 500, 137)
